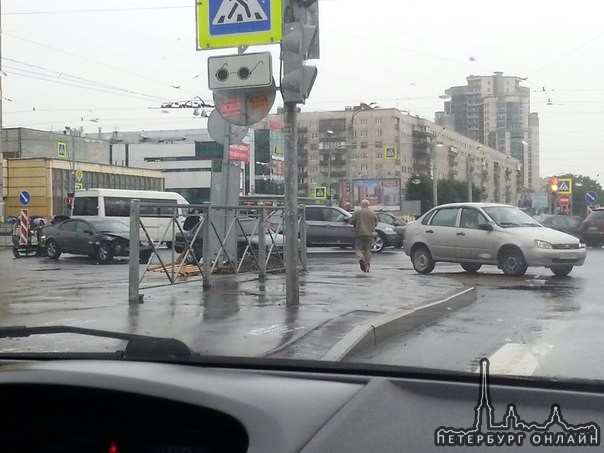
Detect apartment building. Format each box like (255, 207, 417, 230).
(265, 107, 520, 210)
(439, 72, 540, 191)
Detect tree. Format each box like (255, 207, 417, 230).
(405, 177, 481, 213)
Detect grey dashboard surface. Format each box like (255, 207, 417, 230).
(0, 360, 602, 452)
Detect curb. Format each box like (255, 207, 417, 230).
(321, 285, 477, 362)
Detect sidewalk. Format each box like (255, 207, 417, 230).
(140, 252, 475, 360)
(0, 248, 475, 360)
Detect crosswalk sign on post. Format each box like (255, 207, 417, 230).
(384, 146, 397, 159)
(197, 0, 282, 50)
(58, 142, 67, 159)
(314, 186, 327, 200)
(557, 178, 572, 194)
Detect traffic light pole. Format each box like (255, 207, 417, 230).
(284, 103, 299, 306)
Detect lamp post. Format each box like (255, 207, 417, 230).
(431, 127, 447, 207)
(347, 102, 378, 205)
(467, 145, 482, 202)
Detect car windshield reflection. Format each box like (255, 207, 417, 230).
(483, 207, 542, 228)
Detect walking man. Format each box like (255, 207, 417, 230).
(349, 199, 378, 273)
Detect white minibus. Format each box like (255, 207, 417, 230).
(71, 189, 189, 246)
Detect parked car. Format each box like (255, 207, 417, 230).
(174, 217, 284, 263)
(532, 214, 583, 238)
(267, 205, 396, 253)
(403, 202, 587, 277)
(42, 218, 152, 264)
(579, 207, 604, 247)
(375, 211, 406, 248)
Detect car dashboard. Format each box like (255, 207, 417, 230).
(1, 359, 603, 452)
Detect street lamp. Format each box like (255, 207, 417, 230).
(347, 102, 379, 203)
(467, 145, 482, 202)
(431, 127, 447, 206)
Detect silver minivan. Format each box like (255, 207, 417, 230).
(403, 202, 587, 277)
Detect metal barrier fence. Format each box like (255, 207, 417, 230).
(128, 201, 307, 303)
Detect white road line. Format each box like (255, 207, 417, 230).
(476, 342, 552, 376)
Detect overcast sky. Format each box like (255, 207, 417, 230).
(2, 0, 603, 186)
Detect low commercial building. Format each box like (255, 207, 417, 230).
(3, 157, 163, 218)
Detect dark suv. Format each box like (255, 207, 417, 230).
(580, 207, 604, 247)
(302, 205, 397, 253)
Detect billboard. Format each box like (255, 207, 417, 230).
(353, 179, 401, 210)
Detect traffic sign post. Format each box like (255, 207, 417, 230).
(313, 186, 327, 200)
(19, 191, 31, 206)
(586, 191, 599, 205)
(558, 194, 571, 207)
(208, 52, 273, 90)
(196, 0, 282, 50)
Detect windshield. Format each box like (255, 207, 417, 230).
(483, 206, 542, 228)
(2, 0, 604, 392)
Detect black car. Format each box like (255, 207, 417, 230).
(174, 217, 285, 263)
(42, 218, 151, 264)
(533, 214, 583, 239)
(375, 211, 406, 248)
(579, 207, 604, 247)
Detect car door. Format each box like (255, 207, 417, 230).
(52, 220, 79, 253)
(456, 208, 495, 261)
(424, 207, 460, 260)
(304, 207, 327, 245)
(73, 220, 96, 255)
(322, 207, 355, 245)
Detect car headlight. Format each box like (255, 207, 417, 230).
(579, 242, 586, 249)
(383, 226, 395, 233)
(534, 239, 553, 249)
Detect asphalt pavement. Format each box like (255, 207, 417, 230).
(0, 247, 473, 359)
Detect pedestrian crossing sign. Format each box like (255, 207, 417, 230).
(557, 178, 572, 194)
(384, 146, 397, 159)
(197, 0, 282, 50)
(58, 142, 67, 159)
(314, 186, 327, 200)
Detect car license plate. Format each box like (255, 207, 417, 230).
(559, 252, 577, 259)
(589, 226, 598, 231)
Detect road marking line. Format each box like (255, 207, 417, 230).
(477, 343, 540, 376)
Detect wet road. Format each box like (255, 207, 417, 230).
(350, 247, 604, 381)
(1, 244, 602, 376)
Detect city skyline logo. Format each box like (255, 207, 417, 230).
(434, 358, 600, 447)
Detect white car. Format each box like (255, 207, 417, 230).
(403, 202, 587, 277)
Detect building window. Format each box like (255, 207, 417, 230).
(375, 117, 382, 125)
(376, 130, 383, 136)
(376, 152, 382, 158)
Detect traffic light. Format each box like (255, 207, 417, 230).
(550, 177, 558, 192)
(280, 1, 319, 104)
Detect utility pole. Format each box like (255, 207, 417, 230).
(431, 127, 447, 207)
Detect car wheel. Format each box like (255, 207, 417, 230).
(550, 265, 573, 277)
(411, 245, 435, 274)
(97, 241, 114, 264)
(46, 240, 62, 260)
(461, 263, 482, 273)
(372, 233, 385, 253)
(499, 248, 527, 276)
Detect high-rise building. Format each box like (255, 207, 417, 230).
(439, 72, 539, 191)
(263, 107, 520, 211)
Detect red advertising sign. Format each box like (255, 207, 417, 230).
(228, 143, 250, 162)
